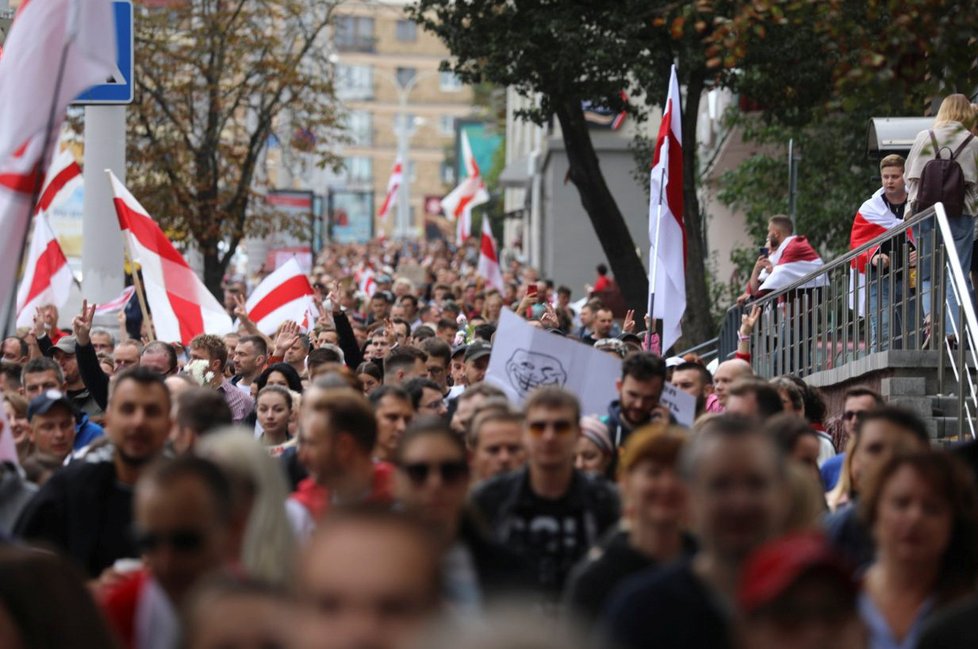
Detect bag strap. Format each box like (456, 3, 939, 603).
(951, 133, 975, 161)
(930, 130, 940, 157)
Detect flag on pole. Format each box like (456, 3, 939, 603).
(35, 147, 82, 215)
(95, 286, 136, 316)
(0, 0, 117, 162)
(245, 258, 315, 336)
(108, 171, 233, 344)
(648, 65, 686, 353)
(377, 158, 402, 221)
(0, 0, 116, 329)
(356, 265, 377, 298)
(15, 212, 73, 328)
(477, 218, 504, 292)
(441, 131, 489, 245)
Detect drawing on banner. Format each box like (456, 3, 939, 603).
(505, 349, 568, 395)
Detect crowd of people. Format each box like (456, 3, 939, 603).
(2, 94, 978, 649)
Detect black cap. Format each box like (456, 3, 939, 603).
(27, 389, 76, 421)
(464, 340, 492, 362)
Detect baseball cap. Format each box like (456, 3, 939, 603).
(27, 389, 76, 421)
(464, 340, 492, 363)
(665, 356, 685, 368)
(46, 335, 78, 356)
(594, 337, 626, 357)
(737, 532, 856, 615)
(451, 344, 467, 359)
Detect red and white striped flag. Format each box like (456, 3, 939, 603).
(378, 158, 402, 221)
(648, 65, 686, 353)
(441, 131, 488, 246)
(0, 0, 116, 328)
(15, 212, 73, 328)
(848, 188, 911, 315)
(357, 265, 377, 298)
(758, 235, 827, 293)
(477, 218, 504, 292)
(35, 147, 82, 215)
(108, 171, 233, 344)
(94, 286, 136, 316)
(246, 258, 315, 336)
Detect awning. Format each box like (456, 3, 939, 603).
(498, 155, 532, 188)
(867, 117, 934, 156)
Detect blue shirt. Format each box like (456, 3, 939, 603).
(859, 592, 935, 649)
(74, 412, 103, 450)
(821, 452, 845, 491)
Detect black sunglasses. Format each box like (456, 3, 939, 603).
(133, 528, 206, 554)
(843, 410, 866, 421)
(401, 461, 469, 486)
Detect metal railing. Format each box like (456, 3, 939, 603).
(743, 203, 978, 439)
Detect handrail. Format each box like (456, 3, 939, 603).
(738, 202, 977, 440)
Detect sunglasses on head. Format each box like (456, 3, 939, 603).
(527, 419, 575, 435)
(401, 461, 469, 486)
(133, 528, 206, 554)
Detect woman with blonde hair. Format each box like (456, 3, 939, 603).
(196, 428, 296, 586)
(906, 94, 978, 340)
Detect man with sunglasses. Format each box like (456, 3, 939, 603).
(15, 367, 172, 579)
(820, 387, 884, 491)
(101, 456, 236, 649)
(471, 387, 620, 603)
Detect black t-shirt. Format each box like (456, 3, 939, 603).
(877, 195, 912, 272)
(563, 529, 697, 626)
(603, 560, 732, 649)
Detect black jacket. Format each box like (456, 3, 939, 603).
(14, 458, 137, 578)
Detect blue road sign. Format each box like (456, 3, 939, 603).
(74, 0, 133, 105)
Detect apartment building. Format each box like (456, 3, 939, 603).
(332, 0, 478, 239)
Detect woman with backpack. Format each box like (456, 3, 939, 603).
(906, 94, 978, 345)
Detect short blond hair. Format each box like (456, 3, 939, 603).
(879, 154, 905, 172)
(935, 94, 976, 128)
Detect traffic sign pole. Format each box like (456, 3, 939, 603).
(82, 105, 126, 306)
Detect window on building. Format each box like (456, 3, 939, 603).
(439, 71, 463, 92)
(334, 15, 375, 52)
(440, 160, 455, 185)
(345, 111, 373, 146)
(334, 64, 374, 101)
(438, 115, 456, 135)
(344, 156, 373, 186)
(394, 113, 418, 134)
(395, 19, 416, 42)
(407, 160, 418, 182)
(395, 66, 417, 89)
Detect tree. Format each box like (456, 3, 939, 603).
(128, 0, 341, 297)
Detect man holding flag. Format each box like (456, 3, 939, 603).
(647, 65, 686, 355)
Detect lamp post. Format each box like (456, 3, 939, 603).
(374, 68, 439, 239)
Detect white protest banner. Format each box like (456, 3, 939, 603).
(660, 383, 696, 427)
(486, 309, 621, 416)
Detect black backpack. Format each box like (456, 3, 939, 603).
(912, 130, 975, 216)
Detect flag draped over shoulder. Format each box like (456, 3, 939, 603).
(246, 258, 315, 336)
(0, 0, 116, 329)
(648, 65, 686, 353)
(108, 172, 233, 344)
(477, 218, 504, 291)
(847, 188, 911, 315)
(441, 131, 488, 246)
(758, 235, 828, 293)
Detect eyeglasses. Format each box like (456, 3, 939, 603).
(133, 528, 206, 554)
(401, 461, 469, 486)
(527, 419, 575, 435)
(843, 410, 866, 421)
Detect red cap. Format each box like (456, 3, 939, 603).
(737, 532, 856, 615)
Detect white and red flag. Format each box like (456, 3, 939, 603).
(356, 265, 377, 298)
(95, 286, 136, 316)
(847, 188, 912, 315)
(378, 158, 403, 221)
(758, 235, 827, 293)
(108, 171, 233, 344)
(15, 212, 73, 328)
(245, 258, 315, 336)
(35, 147, 82, 215)
(0, 0, 116, 328)
(441, 131, 488, 246)
(648, 65, 686, 353)
(477, 218, 504, 292)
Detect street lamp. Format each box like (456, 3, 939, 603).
(373, 68, 440, 240)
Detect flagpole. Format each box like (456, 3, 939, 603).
(121, 246, 156, 342)
(5, 29, 77, 336)
(645, 165, 667, 352)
